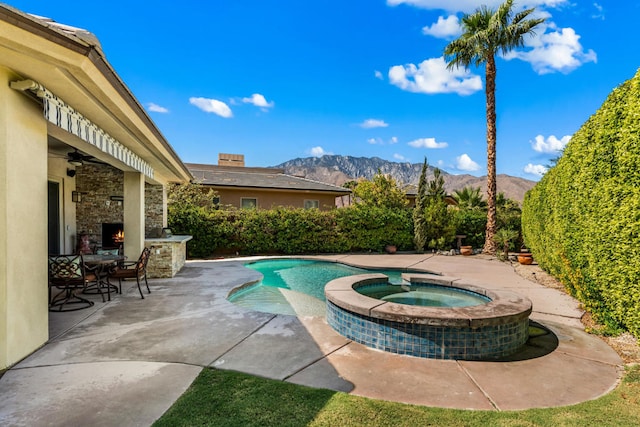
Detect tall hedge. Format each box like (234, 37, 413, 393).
(168, 205, 414, 258)
(522, 68, 640, 336)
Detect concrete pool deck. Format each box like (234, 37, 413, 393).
(0, 254, 624, 425)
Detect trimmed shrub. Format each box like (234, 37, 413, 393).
(522, 68, 640, 337)
(168, 205, 414, 258)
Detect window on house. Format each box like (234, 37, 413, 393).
(304, 199, 319, 209)
(241, 198, 257, 209)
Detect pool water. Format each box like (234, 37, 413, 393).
(228, 259, 408, 316)
(356, 283, 491, 307)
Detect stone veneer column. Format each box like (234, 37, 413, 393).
(124, 172, 144, 259)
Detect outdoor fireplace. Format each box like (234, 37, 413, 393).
(102, 223, 124, 249)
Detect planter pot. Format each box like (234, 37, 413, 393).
(384, 245, 397, 254)
(460, 246, 473, 256)
(517, 253, 533, 265)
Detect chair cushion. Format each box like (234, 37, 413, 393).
(109, 268, 138, 279)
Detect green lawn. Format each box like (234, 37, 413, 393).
(154, 365, 640, 427)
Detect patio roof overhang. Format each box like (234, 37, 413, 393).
(0, 5, 192, 185)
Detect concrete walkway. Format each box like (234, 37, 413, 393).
(0, 254, 623, 426)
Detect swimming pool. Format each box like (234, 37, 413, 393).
(228, 258, 533, 359)
(228, 259, 415, 316)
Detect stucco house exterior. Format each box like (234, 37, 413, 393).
(187, 155, 351, 210)
(0, 5, 192, 369)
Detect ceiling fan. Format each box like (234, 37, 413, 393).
(67, 149, 106, 166)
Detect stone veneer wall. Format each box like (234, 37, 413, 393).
(76, 164, 124, 247)
(75, 164, 166, 249)
(145, 239, 188, 278)
(145, 183, 164, 237)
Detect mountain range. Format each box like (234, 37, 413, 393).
(274, 155, 536, 204)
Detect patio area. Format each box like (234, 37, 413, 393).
(0, 254, 623, 426)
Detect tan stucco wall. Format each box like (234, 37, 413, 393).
(0, 66, 49, 369)
(123, 172, 145, 259)
(216, 188, 339, 210)
(47, 158, 77, 253)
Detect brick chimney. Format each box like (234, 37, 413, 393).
(218, 153, 245, 167)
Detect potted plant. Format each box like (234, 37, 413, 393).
(384, 244, 397, 254)
(517, 247, 533, 265)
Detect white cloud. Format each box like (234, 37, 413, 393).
(505, 25, 597, 74)
(360, 119, 389, 129)
(455, 154, 480, 171)
(394, 153, 408, 161)
(374, 70, 384, 80)
(389, 1, 593, 75)
(531, 134, 571, 153)
(309, 146, 332, 157)
(592, 2, 604, 19)
(408, 137, 448, 149)
(242, 93, 274, 109)
(389, 56, 482, 96)
(524, 163, 548, 177)
(147, 102, 169, 113)
(389, 136, 399, 144)
(189, 97, 233, 118)
(367, 138, 383, 145)
(386, 1, 567, 14)
(422, 15, 461, 39)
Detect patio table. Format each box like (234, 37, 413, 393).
(83, 254, 126, 301)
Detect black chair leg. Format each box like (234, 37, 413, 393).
(144, 275, 150, 294)
(136, 277, 145, 299)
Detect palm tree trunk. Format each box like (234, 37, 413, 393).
(483, 55, 498, 254)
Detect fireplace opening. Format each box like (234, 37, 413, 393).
(102, 223, 124, 249)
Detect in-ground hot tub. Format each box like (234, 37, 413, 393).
(325, 273, 532, 360)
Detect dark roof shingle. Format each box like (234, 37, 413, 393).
(186, 164, 350, 194)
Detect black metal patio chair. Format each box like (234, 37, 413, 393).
(107, 247, 152, 299)
(48, 254, 99, 312)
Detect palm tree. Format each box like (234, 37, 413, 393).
(453, 186, 486, 210)
(444, 0, 544, 254)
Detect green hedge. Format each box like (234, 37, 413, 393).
(168, 205, 415, 258)
(522, 68, 640, 336)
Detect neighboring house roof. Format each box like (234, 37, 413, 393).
(403, 185, 458, 206)
(186, 164, 351, 194)
(0, 5, 192, 184)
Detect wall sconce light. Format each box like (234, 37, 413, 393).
(110, 195, 123, 206)
(66, 168, 76, 178)
(72, 191, 83, 203)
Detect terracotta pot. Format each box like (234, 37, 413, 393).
(517, 253, 533, 265)
(384, 245, 397, 254)
(460, 246, 473, 256)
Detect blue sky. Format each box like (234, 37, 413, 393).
(9, 0, 639, 180)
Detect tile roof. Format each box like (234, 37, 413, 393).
(186, 163, 351, 194)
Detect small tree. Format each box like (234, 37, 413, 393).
(453, 186, 487, 210)
(493, 227, 519, 260)
(414, 159, 456, 251)
(413, 158, 429, 251)
(352, 171, 408, 209)
(167, 181, 218, 212)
